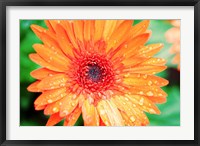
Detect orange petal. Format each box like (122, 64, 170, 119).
(116, 20, 126, 27)
(29, 53, 63, 72)
(130, 20, 150, 38)
(44, 98, 63, 115)
(97, 100, 124, 126)
(37, 74, 68, 90)
(31, 24, 62, 53)
(103, 20, 118, 41)
(46, 112, 63, 126)
(146, 96, 167, 103)
(44, 20, 55, 33)
(126, 94, 161, 114)
(60, 20, 78, 49)
(109, 33, 150, 59)
(73, 20, 84, 42)
(137, 43, 164, 57)
(141, 58, 166, 66)
(111, 96, 142, 126)
(64, 107, 82, 126)
(84, 20, 95, 41)
(124, 65, 167, 75)
(122, 44, 164, 66)
(94, 20, 105, 42)
(35, 105, 46, 110)
(82, 99, 99, 126)
(48, 20, 61, 32)
(59, 94, 79, 117)
(128, 85, 167, 98)
(30, 68, 57, 80)
(120, 111, 134, 126)
(54, 23, 74, 57)
(34, 87, 67, 106)
(33, 44, 69, 71)
(107, 20, 133, 51)
(123, 73, 169, 87)
(27, 81, 42, 92)
(111, 96, 148, 126)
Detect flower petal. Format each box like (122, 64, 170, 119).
(109, 33, 150, 59)
(103, 20, 118, 41)
(59, 94, 79, 117)
(97, 100, 124, 126)
(84, 20, 95, 41)
(30, 68, 57, 80)
(141, 58, 166, 66)
(73, 20, 84, 42)
(27, 81, 42, 92)
(34, 87, 67, 106)
(60, 20, 78, 49)
(128, 85, 167, 98)
(111, 96, 149, 126)
(130, 20, 150, 38)
(54, 23, 74, 57)
(94, 20, 105, 42)
(123, 73, 169, 87)
(64, 107, 82, 126)
(82, 99, 100, 126)
(124, 65, 167, 75)
(37, 74, 68, 90)
(33, 44, 69, 71)
(44, 98, 63, 115)
(29, 54, 63, 72)
(107, 20, 133, 51)
(46, 112, 63, 126)
(125, 94, 161, 114)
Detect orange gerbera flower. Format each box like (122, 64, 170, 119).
(165, 20, 180, 70)
(27, 20, 168, 126)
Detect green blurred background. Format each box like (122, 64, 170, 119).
(20, 20, 180, 126)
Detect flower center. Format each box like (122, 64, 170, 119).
(87, 64, 102, 82)
(74, 53, 115, 93)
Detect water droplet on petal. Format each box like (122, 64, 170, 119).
(147, 91, 153, 96)
(143, 74, 147, 79)
(47, 99, 53, 103)
(139, 98, 144, 105)
(125, 97, 129, 101)
(53, 107, 58, 112)
(148, 81, 153, 86)
(130, 116, 135, 122)
(139, 91, 144, 95)
(149, 109, 156, 114)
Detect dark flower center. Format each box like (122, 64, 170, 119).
(87, 64, 102, 82)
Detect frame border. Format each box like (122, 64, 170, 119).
(0, 0, 199, 146)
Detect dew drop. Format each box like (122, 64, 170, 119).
(149, 109, 156, 114)
(48, 74, 53, 77)
(139, 98, 144, 105)
(125, 97, 129, 101)
(53, 107, 58, 112)
(71, 102, 75, 107)
(100, 110, 105, 115)
(147, 91, 153, 96)
(47, 99, 53, 103)
(130, 116, 135, 122)
(148, 81, 153, 86)
(143, 74, 147, 79)
(139, 91, 144, 95)
(63, 110, 69, 115)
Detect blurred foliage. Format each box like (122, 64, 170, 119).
(20, 20, 180, 126)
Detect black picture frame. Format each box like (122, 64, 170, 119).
(0, 0, 199, 145)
